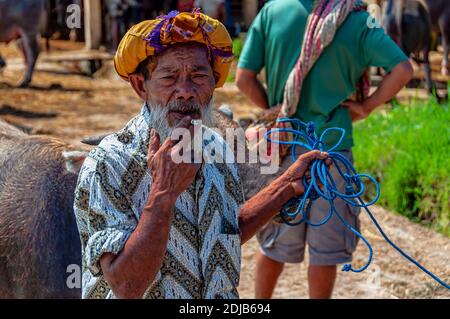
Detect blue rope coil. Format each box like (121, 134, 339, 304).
(264, 118, 449, 289)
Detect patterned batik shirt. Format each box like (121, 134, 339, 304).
(74, 103, 245, 299)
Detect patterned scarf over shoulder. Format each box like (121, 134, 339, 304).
(250, 0, 370, 159)
(281, 0, 369, 117)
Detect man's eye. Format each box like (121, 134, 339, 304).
(162, 76, 175, 80)
(193, 74, 208, 79)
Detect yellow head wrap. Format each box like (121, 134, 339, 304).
(114, 9, 233, 88)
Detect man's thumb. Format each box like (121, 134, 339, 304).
(148, 128, 160, 160)
(299, 150, 327, 165)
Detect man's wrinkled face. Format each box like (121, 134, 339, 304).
(144, 43, 216, 127)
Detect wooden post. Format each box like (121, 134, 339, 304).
(84, 0, 102, 50)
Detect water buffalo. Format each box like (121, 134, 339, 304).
(383, 0, 434, 93)
(383, 0, 450, 85)
(0, 120, 85, 298)
(0, 1, 46, 87)
(0, 0, 82, 87)
(426, 0, 450, 75)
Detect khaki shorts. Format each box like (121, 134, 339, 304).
(256, 149, 361, 266)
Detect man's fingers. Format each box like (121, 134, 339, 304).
(148, 129, 161, 160)
(175, 116, 193, 131)
(342, 100, 360, 110)
(159, 116, 197, 153)
(161, 135, 178, 150)
(176, 116, 195, 139)
(162, 116, 195, 150)
(298, 150, 328, 164)
(191, 162, 202, 172)
(305, 170, 312, 184)
(341, 101, 351, 108)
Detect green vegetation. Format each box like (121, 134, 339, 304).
(226, 65, 236, 83)
(232, 38, 244, 59)
(226, 38, 245, 83)
(353, 98, 449, 237)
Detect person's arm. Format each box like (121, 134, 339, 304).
(236, 10, 269, 110)
(100, 119, 200, 299)
(100, 188, 175, 299)
(342, 12, 414, 121)
(343, 60, 413, 121)
(238, 150, 329, 244)
(235, 68, 270, 109)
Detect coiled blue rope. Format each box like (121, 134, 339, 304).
(264, 118, 449, 289)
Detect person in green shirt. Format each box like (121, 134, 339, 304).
(236, 0, 413, 299)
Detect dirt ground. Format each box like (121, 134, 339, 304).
(0, 41, 449, 299)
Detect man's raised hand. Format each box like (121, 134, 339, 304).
(147, 117, 201, 200)
(280, 150, 331, 197)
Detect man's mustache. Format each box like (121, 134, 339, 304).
(168, 100, 203, 114)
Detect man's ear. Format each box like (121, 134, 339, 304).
(129, 73, 148, 101)
(213, 71, 220, 85)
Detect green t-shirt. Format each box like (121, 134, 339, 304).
(238, 0, 408, 151)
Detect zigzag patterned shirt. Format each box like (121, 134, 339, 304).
(74, 103, 244, 299)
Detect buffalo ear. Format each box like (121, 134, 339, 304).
(62, 150, 88, 174)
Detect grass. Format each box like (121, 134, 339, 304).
(226, 38, 245, 83)
(353, 98, 450, 237)
(232, 37, 244, 59)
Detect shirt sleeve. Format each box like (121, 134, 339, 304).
(74, 158, 137, 277)
(237, 11, 265, 73)
(358, 12, 408, 73)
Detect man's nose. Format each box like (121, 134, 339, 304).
(174, 79, 196, 101)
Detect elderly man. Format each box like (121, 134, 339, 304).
(74, 10, 327, 299)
